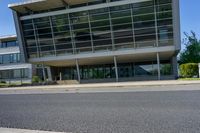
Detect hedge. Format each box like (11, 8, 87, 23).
(179, 63, 199, 78)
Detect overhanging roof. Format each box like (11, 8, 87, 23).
(9, 0, 91, 14)
(0, 35, 17, 41)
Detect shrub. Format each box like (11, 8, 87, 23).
(179, 63, 199, 78)
(0, 81, 6, 84)
(32, 76, 42, 83)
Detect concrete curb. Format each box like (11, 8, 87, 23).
(0, 128, 68, 133)
(0, 80, 200, 91)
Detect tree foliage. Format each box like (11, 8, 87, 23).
(179, 63, 199, 78)
(179, 31, 200, 64)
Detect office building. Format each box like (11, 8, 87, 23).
(9, 0, 181, 82)
(0, 35, 32, 83)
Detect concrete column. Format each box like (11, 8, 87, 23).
(157, 53, 161, 80)
(198, 63, 200, 78)
(76, 59, 81, 83)
(47, 66, 52, 81)
(42, 64, 47, 81)
(27, 64, 33, 83)
(172, 56, 178, 79)
(59, 72, 62, 81)
(114, 56, 119, 82)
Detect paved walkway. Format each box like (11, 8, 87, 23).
(0, 80, 200, 95)
(1, 80, 200, 91)
(0, 128, 67, 133)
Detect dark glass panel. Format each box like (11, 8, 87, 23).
(93, 32, 111, 41)
(133, 1, 154, 8)
(132, 6, 154, 15)
(110, 9, 131, 18)
(134, 20, 155, 29)
(73, 23, 89, 30)
(134, 27, 156, 36)
(113, 23, 132, 31)
(90, 20, 110, 28)
(135, 62, 157, 76)
(93, 39, 112, 46)
(155, 0, 172, 5)
(115, 37, 133, 44)
(112, 16, 132, 25)
(24, 30, 34, 37)
(89, 8, 109, 15)
(90, 13, 109, 21)
(27, 47, 37, 53)
(53, 25, 70, 33)
(118, 63, 133, 78)
(38, 39, 54, 47)
(36, 27, 52, 35)
(157, 18, 173, 26)
(23, 24, 34, 31)
(133, 14, 155, 22)
(157, 11, 172, 20)
(40, 45, 54, 52)
(91, 26, 111, 33)
(135, 34, 156, 42)
(110, 4, 130, 11)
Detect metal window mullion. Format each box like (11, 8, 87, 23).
(68, 14, 76, 54)
(32, 19, 40, 58)
(108, 8, 115, 50)
(49, 16, 57, 56)
(87, 11, 94, 52)
(154, 0, 159, 47)
(130, 6, 136, 49)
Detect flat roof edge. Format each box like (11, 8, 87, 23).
(0, 35, 17, 40)
(8, 0, 46, 8)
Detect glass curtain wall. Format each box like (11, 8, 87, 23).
(0, 68, 29, 80)
(0, 53, 21, 64)
(52, 60, 172, 80)
(21, 0, 173, 58)
(0, 40, 18, 48)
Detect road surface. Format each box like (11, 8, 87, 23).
(0, 86, 200, 133)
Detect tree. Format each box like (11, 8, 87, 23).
(179, 31, 200, 64)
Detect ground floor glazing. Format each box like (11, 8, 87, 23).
(48, 60, 173, 82)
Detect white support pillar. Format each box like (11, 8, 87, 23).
(47, 66, 52, 81)
(59, 72, 62, 81)
(157, 53, 161, 80)
(42, 64, 46, 81)
(198, 63, 200, 78)
(76, 59, 81, 83)
(114, 56, 119, 82)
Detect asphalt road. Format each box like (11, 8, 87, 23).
(0, 90, 200, 133)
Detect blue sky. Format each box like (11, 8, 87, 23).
(0, 0, 200, 48)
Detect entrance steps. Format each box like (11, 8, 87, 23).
(57, 80, 80, 85)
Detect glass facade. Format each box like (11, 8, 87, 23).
(0, 40, 18, 48)
(52, 60, 172, 80)
(0, 53, 21, 64)
(0, 68, 29, 80)
(21, 0, 174, 58)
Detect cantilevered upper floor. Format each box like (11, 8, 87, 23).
(9, 0, 181, 66)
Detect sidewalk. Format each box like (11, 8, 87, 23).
(1, 80, 200, 91)
(0, 128, 68, 133)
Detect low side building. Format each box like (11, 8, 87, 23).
(9, 0, 181, 83)
(0, 35, 32, 83)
